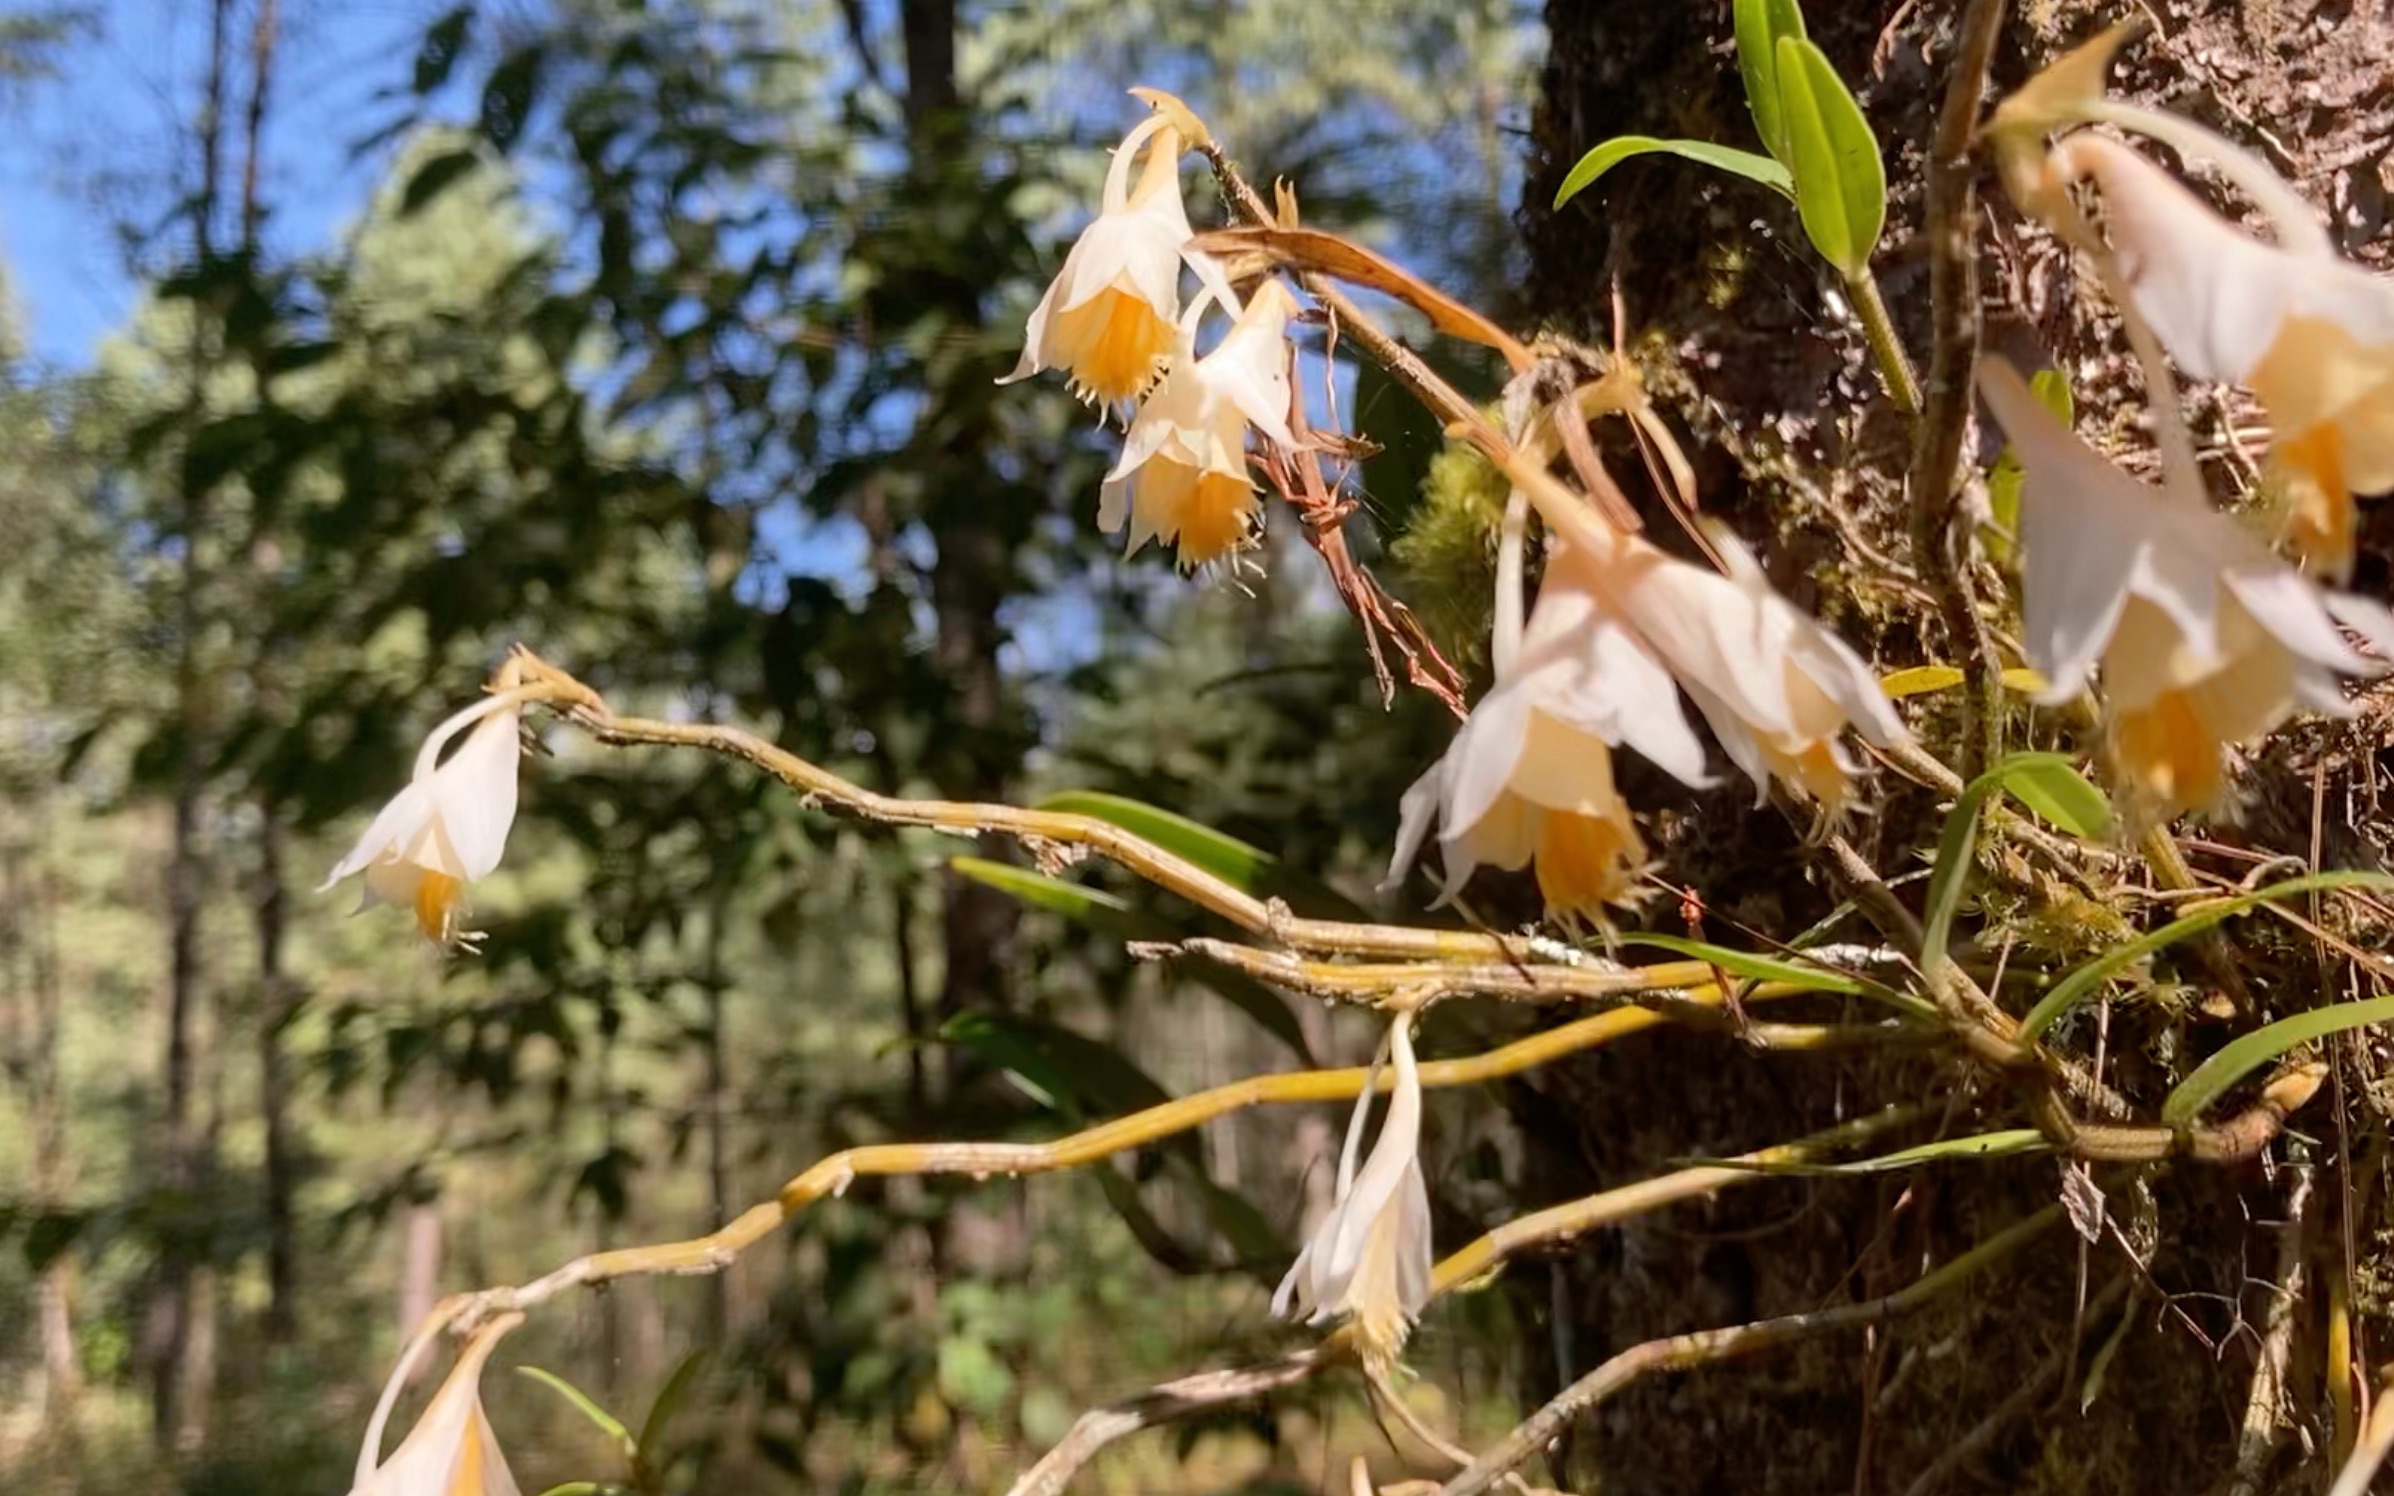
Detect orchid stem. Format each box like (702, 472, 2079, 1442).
(1847, 266, 1921, 416)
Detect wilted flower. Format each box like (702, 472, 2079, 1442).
(325, 691, 525, 946)
(349, 1313, 524, 1496)
(2047, 133, 2394, 576)
(1098, 280, 1298, 569)
(1273, 1016, 1432, 1368)
(1979, 356, 2394, 812)
(1388, 541, 1707, 921)
(1002, 117, 1211, 406)
(1578, 527, 1906, 812)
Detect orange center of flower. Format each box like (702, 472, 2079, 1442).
(2110, 690, 2221, 814)
(1532, 808, 1644, 924)
(2274, 422, 2353, 579)
(1136, 456, 1261, 568)
(414, 870, 465, 944)
(1049, 285, 1173, 405)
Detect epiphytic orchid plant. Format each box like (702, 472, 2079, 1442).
(325, 14, 2394, 1493)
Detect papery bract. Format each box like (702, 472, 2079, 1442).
(324, 692, 524, 946)
(1098, 280, 1298, 569)
(1272, 1016, 1432, 1369)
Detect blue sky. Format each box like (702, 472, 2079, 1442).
(1, 0, 434, 366)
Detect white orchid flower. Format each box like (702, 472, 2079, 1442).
(1098, 280, 1298, 570)
(1388, 541, 1706, 922)
(1980, 356, 2394, 812)
(2048, 133, 2394, 575)
(325, 692, 525, 946)
(1273, 1016, 1432, 1369)
(349, 1313, 524, 1496)
(1578, 528, 1906, 812)
(1002, 117, 1218, 407)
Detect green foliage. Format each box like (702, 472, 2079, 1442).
(1773, 35, 1885, 279)
(2021, 872, 2394, 1040)
(1552, 136, 1791, 209)
(1732, 0, 1807, 162)
(1390, 436, 1508, 668)
(2163, 995, 2394, 1124)
(1923, 752, 2108, 968)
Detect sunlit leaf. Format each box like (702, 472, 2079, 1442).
(1776, 36, 1885, 278)
(2021, 871, 2394, 1040)
(1879, 665, 1964, 698)
(2163, 995, 2394, 1125)
(1999, 757, 2110, 838)
(1553, 136, 1793, 209)
(940, 1012, 1174, 1122)
(1733, 0, 1808, 161)
(1696, 1128, 2048, 1175)
(1035, 791, 1273, 891)
(1617, 932, 1865, 995)
(517, 1366, 635, 1451)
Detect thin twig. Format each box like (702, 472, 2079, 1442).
(1438, 1208, 2064, 1496)
(1906, 0, 2010, 781)
(1003, 1349, 1330, 1496)
(442, 996, 1722, 1329)
(2226, 1165, 2314, 1496)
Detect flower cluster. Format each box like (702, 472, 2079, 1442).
(1985, 33, 2394, 815)
(1004, 113, 1297, 571)
(1391, 492, 1903, 927)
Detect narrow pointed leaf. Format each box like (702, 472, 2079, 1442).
(1036, 791, 1273, 889)
(1618, 932, 1864, 994)
(1879, 664, 1965, 698)
(1554, 136, 1792, 209)
(2163, 995, 2394, 1125)
(2021, 871, 2394, 1040)
(1776, 35, 1885, 277)
(1694, 1128, 2048, 1175)
(638, 1348, 710, 1458)
(517, 1367, 634, 1451)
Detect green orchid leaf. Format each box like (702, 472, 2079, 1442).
(2021, 871, 2394, 1040)
(1733, 0, 1809, 161)
(2163, 995, 2394, 1125)
(1554, 136, 1793, 209)
(1776, 35, 1886, 277)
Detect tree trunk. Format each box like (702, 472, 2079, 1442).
(256, 800, 299, 1342)
(1511, 3, 2392, 1491)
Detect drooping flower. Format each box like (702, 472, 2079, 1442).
(1001, 117, 1211, 407)
(325, 691, 525, 946)
(1388, 540, 1708, 922)
(1979, 356, 2394, 812)
(349, 1313, 524, 1496)
(1273, 1016, 1432, 1369)
(1098, 280, 1298, 569)
(2044, 133, 2394, 576)
(1990, 29, 2394, 578)
(1576, 526, 1907, 813)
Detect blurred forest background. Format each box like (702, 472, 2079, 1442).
(0, 0, 1545, 1490)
